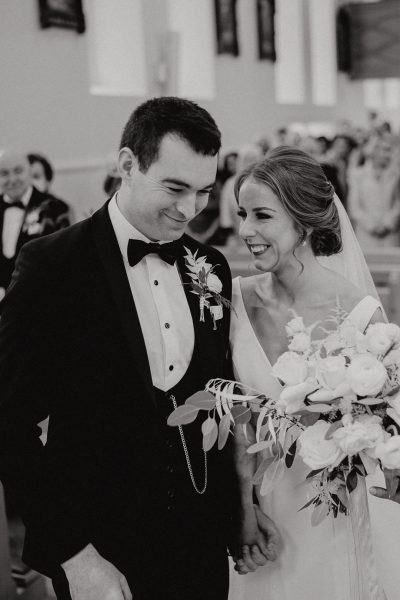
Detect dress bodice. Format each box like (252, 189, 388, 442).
(230, 276, 381, 398)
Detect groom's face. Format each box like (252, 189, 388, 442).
(119, 134, 217, 241)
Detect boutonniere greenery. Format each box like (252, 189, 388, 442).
(183, 247, 233, 330)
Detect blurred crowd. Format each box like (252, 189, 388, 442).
(188, 112, 400, 252)
(1, 111, 399, 299)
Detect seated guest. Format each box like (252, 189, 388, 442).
(0, 150, 70, 293)
(348, 137, 400, 250)
(28, 153, 54, 194)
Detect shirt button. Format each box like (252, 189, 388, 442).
(167, 490, 175, 499)
(154, 280, 159, 286)
(169, 365, 174, 371)
(164, 322, 170, 329)
(167, 464, 174, 474)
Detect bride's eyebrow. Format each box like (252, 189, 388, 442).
(253, 206, 277, 212)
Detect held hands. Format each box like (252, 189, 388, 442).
(370, 468, 400, 503)
(61, 543, 132, 600)
(234, 504, 281, 575)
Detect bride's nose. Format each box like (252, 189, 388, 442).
(239, 218, 256, 239)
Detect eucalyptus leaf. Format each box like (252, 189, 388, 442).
(256, 406, 269, 443)
(311, 501, 328, 526)
(298, 495, 318, 512)
(203, 419, 218, 452)
(252, 456, 276, 484)
(202, 416, 217, 436)
(231, 405, 251, 424)
(268, 415, 277, 443)
(306, 468, 325, 479)
(185, 390, 216, 410)
(336, 485, 349, 509)
(167, 404, 199, 426)
(217, 413, 231, 450)
(346, 469, 358, 494)
(247, 441, 271, 454)
(285, 439, 297, 468)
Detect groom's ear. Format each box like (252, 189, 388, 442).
(118, 147, 138, 182)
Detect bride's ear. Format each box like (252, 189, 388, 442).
(118, 148, 138, 182)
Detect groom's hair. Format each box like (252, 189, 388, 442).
(235, 146, 342, 257)
(119, 97, 221, 172)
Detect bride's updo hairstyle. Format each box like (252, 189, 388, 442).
(234, 146, 342, 256)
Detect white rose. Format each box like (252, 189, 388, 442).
(383, 348, 400, 368)
(389, 392, 400, 416)
(206, 273, 222, 294)
(318, 356, 347, 390)
(285, 315, 305, 337)
(375, 436, 400, 469)
(340, 321, 359, 347)
(332, 414, 387, 455)
(288, 332, 311, 353)
(272, 352, 308, 386)
(275, 380, 316, 415)
(365, 323, 394, 356)
(346, 354, 387, 397)
(386, 323, 400, 345)
(298, 420, 345, 470)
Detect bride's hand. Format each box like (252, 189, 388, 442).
(234, 504, 281, 574)
(369, 468, 400, 503)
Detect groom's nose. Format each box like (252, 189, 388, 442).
(175, 193, 197, 221)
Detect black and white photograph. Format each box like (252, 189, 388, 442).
(1, 1, 400, 600)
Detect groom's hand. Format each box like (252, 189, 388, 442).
(61, 543, 132, 600)
(234, 504, 281, 574)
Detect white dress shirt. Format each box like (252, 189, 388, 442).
(2, 186, 32, 258)
(108, 195, 194, 391)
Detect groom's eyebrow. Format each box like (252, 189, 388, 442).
(162, 177, 215, 191)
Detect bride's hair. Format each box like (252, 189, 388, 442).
(234, 145, 342, 256)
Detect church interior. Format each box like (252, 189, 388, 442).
(1, 0, 400, 598)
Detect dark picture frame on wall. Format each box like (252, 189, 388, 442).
(214, 0, 239, 56)
(256, 0, 276, 61)
(38, 0, 85, 34)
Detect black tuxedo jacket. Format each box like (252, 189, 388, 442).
(0, 186, 70, 289)
(0, 202, 236, 579)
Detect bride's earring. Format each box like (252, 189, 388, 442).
(299, 232, 307, 246)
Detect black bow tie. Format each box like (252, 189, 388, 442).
(127, 239, 182, 267)
(3, 199, 25, 209)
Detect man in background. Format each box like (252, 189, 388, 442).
(0, 150, 70, 294)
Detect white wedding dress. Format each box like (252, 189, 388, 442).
(228, 276, 400, 600)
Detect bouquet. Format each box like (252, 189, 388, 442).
(168, 303, 400, 524)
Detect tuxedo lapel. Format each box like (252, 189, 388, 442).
(90, 203, 155, 407)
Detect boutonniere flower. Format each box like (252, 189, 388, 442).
(23, 209, 44, 235)
(183, 247, 233, 330)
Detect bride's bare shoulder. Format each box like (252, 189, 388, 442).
(237, 274, 271, 306)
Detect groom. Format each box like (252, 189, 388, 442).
(0, 97, 240, 600)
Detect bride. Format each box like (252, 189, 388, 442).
(228, 146, 399, 600)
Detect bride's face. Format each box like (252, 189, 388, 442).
(237, 178, 301, 273)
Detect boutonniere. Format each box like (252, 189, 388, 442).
(23, 209, 44, 235)
(183, 247, 233, 330)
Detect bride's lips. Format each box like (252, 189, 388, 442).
(247, 243, 271, 256)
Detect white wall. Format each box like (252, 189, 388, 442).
(0, 0, 374, 219)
